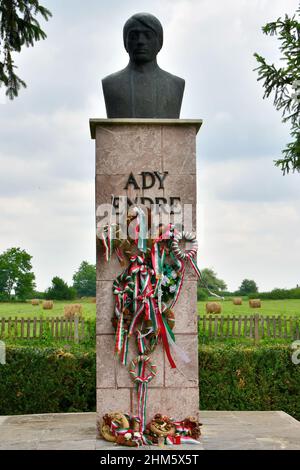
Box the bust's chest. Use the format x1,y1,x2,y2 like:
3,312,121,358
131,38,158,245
104,69,181,118
130,71,175,118
131,72,158,118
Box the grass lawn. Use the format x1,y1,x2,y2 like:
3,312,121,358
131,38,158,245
0,299,96,320
198,298,300,318
0,298,300,320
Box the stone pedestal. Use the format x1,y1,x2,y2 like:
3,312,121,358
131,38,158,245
90,118,202,422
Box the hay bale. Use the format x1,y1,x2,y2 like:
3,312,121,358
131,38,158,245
206,302,222,314
249,299,261,308
64,304,83,319
43,300,54,310
233,297,242,305
31,299,40,306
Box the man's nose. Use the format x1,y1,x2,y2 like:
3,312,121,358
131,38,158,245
137,32,147,45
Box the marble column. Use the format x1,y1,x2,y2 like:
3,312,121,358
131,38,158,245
90,118,202,422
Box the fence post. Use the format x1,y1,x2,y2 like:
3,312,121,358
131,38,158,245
254,314,260,345
0,340,5,365
74,316,79,343
40,316,43,338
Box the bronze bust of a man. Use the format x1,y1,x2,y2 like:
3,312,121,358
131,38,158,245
102,13,185,119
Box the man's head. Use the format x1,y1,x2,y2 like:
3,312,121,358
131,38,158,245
123,13,163,64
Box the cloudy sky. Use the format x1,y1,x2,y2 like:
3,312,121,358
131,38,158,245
0,0,299,292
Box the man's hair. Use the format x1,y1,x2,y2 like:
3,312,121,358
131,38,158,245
123,12,163,49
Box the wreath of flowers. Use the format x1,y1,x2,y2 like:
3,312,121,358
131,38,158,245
129,354,157,384
171,231,198,261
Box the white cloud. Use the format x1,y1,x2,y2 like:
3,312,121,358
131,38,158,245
199,157,300,203
0,0,299,291
198,197,300,291
197,157,300,291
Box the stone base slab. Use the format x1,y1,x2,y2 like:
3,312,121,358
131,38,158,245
0,411,300,450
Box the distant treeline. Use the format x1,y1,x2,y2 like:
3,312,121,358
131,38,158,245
249,287,300,300
198,287,300,301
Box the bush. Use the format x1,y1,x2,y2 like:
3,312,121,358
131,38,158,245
1,343,300,420
289,287,300,298
197,287,208,301
31,291,45,300
250,287,300,300
45,276,77,301
0,347,96,415
199,343,300,420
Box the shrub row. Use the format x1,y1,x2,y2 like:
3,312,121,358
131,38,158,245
249,288,300,300
0,347,96,415
1,345,300,421
199,344,300,420
198,287,300,301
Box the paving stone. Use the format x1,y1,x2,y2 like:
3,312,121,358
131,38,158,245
0,440,39,450
0,425,44,442
37,439,96,450
1,411,300,450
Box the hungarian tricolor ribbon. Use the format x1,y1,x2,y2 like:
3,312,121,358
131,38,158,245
129,355,156,432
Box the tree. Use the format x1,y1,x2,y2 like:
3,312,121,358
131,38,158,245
0,247,35,300
0,0,52,99
197,268,227,300
73,261,96,297
238,279,258,296
45,276,77,301
254,7,300,174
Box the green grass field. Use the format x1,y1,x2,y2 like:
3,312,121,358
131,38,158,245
0,299,96,320
0,298,299,319
198,299,300,318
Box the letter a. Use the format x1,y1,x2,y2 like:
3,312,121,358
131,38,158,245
124,173,140,190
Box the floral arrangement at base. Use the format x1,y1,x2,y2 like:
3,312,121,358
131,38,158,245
98,412,202,447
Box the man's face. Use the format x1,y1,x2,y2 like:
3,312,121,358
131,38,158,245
125,24,161,63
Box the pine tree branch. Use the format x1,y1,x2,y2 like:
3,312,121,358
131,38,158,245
254,7,300,173
0,0,52,98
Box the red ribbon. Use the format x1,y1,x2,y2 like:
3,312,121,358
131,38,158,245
169,435,181,445
156,308,176,369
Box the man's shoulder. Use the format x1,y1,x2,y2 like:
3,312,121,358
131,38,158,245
102,68,129,89
158,68,185,90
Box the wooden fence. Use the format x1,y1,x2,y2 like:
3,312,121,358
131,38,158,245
0,317,93,343
2,315,300,344
198,314,300,343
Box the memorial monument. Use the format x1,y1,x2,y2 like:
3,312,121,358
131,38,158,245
90,12,203,447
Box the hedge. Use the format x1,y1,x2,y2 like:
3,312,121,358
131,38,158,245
1,345,300,421
0,347,96,415
249,287,300,300
199,344,300,420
